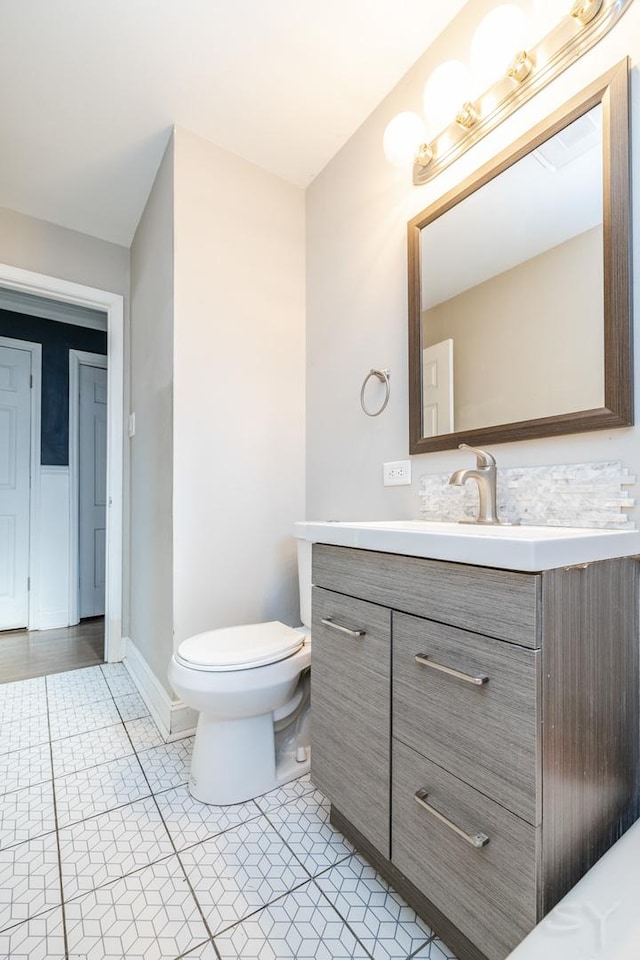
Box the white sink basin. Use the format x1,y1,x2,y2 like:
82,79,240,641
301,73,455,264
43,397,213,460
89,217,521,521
295,520,640,572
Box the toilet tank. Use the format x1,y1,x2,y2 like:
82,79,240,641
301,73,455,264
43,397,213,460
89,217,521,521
296,538,312,628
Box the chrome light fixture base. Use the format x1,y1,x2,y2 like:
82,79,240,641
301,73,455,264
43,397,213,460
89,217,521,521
507,50,534,83
413,0,633,186
571,0,604,26
455,101,480,129
416,142,433,167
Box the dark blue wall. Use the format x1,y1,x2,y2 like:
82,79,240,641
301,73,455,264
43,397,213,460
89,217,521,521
0,309,107,465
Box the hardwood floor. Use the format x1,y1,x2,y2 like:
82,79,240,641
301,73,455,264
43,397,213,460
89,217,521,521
0,617,104,684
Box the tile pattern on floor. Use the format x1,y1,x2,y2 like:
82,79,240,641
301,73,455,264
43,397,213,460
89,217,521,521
48,697,122,740
0,713,50,756
180,815,310,935
316,853,434,960
0,664,459,959
0,781,56,850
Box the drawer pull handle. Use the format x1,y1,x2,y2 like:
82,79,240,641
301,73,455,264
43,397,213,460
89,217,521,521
321,618,366,638
415,653,489,686
415,789,490,849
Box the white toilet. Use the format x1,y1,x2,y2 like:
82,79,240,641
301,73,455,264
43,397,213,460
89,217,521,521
168,539,312,806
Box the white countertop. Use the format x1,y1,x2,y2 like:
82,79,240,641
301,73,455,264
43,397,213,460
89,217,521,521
295,520,640,572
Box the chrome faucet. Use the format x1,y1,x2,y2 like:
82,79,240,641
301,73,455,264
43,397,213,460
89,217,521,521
448,444,504,525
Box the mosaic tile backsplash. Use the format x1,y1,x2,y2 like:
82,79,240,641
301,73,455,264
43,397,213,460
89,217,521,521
418,460,636,529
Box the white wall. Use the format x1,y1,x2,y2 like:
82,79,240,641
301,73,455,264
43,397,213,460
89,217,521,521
172,127,306,648
129,137,175,694
305,0,640,523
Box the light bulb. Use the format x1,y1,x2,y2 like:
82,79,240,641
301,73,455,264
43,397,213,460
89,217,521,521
383,112,427,167
470,4,528,95
423,60,472,139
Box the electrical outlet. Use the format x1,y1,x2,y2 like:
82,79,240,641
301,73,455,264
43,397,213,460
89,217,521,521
383,459,411,486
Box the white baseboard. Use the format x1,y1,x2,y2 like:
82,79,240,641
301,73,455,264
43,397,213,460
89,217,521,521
122,637,197,741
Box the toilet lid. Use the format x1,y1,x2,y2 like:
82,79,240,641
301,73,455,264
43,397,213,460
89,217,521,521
176,621,305,672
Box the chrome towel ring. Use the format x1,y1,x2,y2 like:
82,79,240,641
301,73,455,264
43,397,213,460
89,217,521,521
360,368,391,417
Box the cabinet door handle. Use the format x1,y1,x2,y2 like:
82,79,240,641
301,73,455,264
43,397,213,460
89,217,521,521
321,617,366,638
415,789,490,849
414,653,489,686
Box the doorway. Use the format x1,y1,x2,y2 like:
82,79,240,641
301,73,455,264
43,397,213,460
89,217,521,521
0,313,109,675
0,301,109,624
69,350,108,626
0,263,124,665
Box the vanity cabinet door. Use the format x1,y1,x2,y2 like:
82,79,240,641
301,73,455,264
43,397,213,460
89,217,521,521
393,613,541,825
311,586,391,857
393,740,538,960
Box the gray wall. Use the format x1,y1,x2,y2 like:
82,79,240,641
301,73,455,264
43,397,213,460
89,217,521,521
305,0,640,524
127,127,306,696
0,205,129,295
129,137,175,694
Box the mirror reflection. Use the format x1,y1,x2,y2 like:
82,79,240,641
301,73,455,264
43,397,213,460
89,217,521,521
419,104,603,439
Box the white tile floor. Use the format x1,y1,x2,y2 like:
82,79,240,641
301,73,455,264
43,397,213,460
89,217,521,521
0,664,458,960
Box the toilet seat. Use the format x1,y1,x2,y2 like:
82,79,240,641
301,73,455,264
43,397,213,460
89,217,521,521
175,620,305,672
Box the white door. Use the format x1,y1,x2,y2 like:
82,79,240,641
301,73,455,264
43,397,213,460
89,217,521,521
423,338,455,437
0,345,32,630
79,363,107,618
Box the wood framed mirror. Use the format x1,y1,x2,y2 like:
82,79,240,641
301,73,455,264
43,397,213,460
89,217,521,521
408,58,632,455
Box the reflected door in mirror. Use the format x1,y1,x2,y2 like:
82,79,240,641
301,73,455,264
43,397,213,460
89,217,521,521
423,339,454,437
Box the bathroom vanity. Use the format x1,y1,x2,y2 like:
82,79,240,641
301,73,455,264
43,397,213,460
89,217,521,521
298,522,640,960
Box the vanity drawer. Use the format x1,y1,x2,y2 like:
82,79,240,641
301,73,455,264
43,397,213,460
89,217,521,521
311,587,391,857
393,740,538,960
393,613,541,825
313,545,540,647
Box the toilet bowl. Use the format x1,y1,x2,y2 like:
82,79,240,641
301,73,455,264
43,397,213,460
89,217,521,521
168,539,312,806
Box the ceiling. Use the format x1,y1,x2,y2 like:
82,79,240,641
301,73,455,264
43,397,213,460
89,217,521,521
0,0,469,246
421,107,603,309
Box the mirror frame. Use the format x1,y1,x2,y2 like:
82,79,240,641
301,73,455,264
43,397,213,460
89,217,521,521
408,58,632,455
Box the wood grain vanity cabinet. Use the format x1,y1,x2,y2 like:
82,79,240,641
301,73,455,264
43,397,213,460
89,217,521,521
310,544,640,960
311,587,391,857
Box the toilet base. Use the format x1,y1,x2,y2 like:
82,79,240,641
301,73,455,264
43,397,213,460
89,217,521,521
189,712,274,805
188,710,311,806
273,743,311,790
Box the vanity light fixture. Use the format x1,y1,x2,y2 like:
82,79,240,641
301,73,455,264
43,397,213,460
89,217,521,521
383,0,634,185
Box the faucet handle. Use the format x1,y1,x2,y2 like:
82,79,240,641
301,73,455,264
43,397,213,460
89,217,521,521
458,443,496,468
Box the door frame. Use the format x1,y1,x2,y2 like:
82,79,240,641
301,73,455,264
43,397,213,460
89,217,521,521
0,335,42,631
0,262,124,662
69,350,108,627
